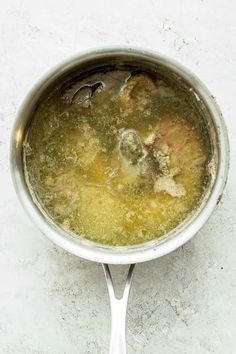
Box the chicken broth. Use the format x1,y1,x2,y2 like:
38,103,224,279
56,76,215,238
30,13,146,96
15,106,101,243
24,68,209,246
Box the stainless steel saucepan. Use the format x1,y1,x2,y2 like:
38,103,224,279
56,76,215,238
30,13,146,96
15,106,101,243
10,47,229,354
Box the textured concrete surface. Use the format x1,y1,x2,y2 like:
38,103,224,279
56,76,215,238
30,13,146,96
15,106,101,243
0,0,236,353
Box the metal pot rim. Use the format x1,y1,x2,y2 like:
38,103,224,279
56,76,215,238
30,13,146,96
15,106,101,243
10,46,230,264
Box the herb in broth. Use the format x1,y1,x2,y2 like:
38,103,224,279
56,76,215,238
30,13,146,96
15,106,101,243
24,69,208,246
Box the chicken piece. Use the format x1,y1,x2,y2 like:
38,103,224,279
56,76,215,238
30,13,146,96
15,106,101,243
119,129,159,181
150,115,206,197
118,128,186,197
153,116,206,170
119,74,157,113
154,168,186,198
119,129,148,165
63,81,104,107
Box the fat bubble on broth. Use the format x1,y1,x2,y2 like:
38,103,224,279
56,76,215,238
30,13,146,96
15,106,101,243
23,68,209,246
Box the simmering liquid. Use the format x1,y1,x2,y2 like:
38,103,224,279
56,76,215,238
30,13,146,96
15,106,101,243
24,69,208,245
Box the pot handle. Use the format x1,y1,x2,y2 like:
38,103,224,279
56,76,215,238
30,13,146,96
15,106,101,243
102,264,135,354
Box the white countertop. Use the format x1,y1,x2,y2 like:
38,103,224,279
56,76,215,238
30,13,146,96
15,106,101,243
1,0,235,353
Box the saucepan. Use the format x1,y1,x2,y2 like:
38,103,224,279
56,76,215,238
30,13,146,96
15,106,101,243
10,47,229,353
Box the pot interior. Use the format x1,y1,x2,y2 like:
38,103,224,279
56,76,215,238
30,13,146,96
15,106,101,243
12,49,225,263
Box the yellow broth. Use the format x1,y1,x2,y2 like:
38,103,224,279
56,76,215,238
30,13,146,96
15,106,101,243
24,69,208,246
